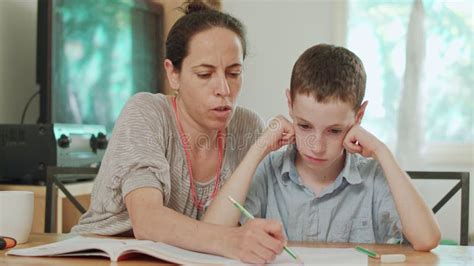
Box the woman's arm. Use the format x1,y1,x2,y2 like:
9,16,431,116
344,125,441,251
125,187,285,263
202,116,295,226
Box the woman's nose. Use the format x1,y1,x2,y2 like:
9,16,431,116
215,74,230,96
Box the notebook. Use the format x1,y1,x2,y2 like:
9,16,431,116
7,236,368,265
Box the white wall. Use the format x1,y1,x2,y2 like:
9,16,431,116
0,0,38,124
222,0,473,244
223,0,346,123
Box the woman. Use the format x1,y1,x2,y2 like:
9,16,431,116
72,1,290,263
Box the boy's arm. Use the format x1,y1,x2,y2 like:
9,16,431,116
371,166,404,244
240,159,269,225
344,125,441,251
202,141,269,225
203,115,294,225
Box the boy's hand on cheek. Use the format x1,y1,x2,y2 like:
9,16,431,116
343,125,385,158
257,115,295,154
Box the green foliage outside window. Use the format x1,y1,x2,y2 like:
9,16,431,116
348,0,472,143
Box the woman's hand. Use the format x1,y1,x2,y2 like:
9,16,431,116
225,219,285,263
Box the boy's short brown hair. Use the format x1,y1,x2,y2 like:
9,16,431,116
290,44,366,110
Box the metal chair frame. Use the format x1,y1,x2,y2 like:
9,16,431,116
407,171,470,245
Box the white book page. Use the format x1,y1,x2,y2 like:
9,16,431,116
273,247,368,265
121,242,367,265
6,236,137,260
8,236,367,265
119,241,238,264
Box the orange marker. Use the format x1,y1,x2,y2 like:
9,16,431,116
0,236,17,250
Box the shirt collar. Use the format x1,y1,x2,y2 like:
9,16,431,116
279,145,363,186
281,144,302,185
339,151,363,185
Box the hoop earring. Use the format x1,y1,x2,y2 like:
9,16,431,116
173,88,179,96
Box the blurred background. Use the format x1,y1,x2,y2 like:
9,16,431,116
0,0,472,244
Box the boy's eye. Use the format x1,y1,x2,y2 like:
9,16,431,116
298,124,311,130
197,73,212,79
329,129,342,134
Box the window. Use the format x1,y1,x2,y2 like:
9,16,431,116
347,0,472,166
46,0,163,131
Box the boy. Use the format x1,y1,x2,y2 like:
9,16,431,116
208,44,440,256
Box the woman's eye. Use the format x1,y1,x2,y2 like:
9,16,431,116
227,71,241,78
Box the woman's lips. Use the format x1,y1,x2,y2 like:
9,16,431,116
212,106,232,119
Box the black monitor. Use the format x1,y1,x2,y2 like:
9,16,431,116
36,0,164,131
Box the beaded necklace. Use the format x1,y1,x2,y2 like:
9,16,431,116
171,96,224,210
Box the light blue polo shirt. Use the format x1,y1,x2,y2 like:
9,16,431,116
242,144,403,243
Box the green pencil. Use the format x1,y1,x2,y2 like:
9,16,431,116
227,196,300,262
355,246,380,259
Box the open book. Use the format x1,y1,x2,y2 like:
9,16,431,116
7,236,368,265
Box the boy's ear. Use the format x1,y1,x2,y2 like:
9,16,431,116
285,89,294,118
355,100,368,124
164,59,180,90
